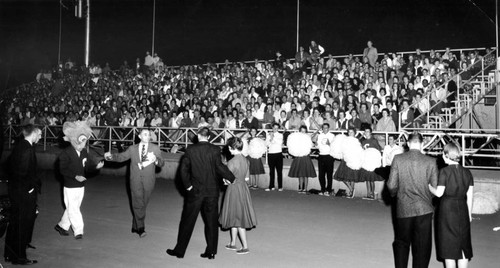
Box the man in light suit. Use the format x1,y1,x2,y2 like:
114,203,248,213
166,127,235,260
105,128,164,237
387,132,438,268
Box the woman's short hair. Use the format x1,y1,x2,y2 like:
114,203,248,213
227,137,243,151
444,143,461,162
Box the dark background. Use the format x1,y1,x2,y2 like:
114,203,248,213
0,0,496,90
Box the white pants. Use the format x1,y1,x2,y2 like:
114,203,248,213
58,187,85,236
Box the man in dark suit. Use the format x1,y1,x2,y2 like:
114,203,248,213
387,132,438,268
105,128,164,237
4,125,41,265
167,127,235,260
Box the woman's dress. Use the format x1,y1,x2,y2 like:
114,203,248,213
219,154,257,229
436,164,474,260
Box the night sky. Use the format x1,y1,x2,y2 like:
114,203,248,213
0,0,496,90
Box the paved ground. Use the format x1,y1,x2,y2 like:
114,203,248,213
0,170,499,268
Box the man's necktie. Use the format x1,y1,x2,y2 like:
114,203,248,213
141,144,146,162
236,120,240,129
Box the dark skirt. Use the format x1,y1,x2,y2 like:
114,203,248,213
219,180,258,229
333,160,361,182
247,156,265,175
288,156,317,178
436,198,473,260
358,168,385,182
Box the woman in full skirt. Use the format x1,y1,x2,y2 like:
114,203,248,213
219,137,257,255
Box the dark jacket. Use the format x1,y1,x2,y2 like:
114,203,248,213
59,147,98,188
180,141,235,197
7,139,39,194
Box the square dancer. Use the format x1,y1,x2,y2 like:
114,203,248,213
104,128,164,237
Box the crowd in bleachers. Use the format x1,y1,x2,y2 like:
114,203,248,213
1,41,493,135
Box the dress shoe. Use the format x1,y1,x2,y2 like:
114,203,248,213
75,234,83,240
11,258,38,265
5,256,12,262
166,249,183,259
27,243,36,249
54,224,69,236
200,253,215,259
138,230,147,238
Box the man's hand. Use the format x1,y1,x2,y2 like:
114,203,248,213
104,152,112,161
223,179,232,185
148,152,157,163
96,161,104,169
75,175,87,182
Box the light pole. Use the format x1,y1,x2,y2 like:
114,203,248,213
84,0,90,67
152,0,156,55
496,0,499,130
296,0,299,53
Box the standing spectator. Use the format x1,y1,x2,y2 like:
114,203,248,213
295,46,311,67
309,40,325,64
144,51,154,69
265,123,283,191
315,123,335,196
429,143,474,268
363,41,378,68
387,132,438,268
4,125,41,265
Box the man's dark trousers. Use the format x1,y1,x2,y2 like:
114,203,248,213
393,213,433,268
318,154,334,193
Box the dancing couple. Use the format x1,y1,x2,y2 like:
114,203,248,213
167,127,257,260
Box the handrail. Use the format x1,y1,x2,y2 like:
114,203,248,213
168,47,494,68
399,48,497,129
2,125,500,169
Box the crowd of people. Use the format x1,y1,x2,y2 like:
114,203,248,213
1,41,486,267
2,42,493,137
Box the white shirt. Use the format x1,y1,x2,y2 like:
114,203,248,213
382,144,403,166
226,118,236,129
266,132,283,154
150,118,162,127
317,132,335,155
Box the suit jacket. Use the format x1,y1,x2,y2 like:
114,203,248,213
111,143,165,180
180,141,235,197
7,139,38,195
387,149,438,218
104,107,122,126
59,147,97,188
295,51,310,64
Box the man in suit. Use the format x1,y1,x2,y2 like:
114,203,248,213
55,121,104,240
294,46,312,67
167,127,235,260
4,125,41,265
387,132,438,268
104,128,164,237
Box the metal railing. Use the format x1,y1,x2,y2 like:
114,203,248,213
3,125,500,170
399,48,497,130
